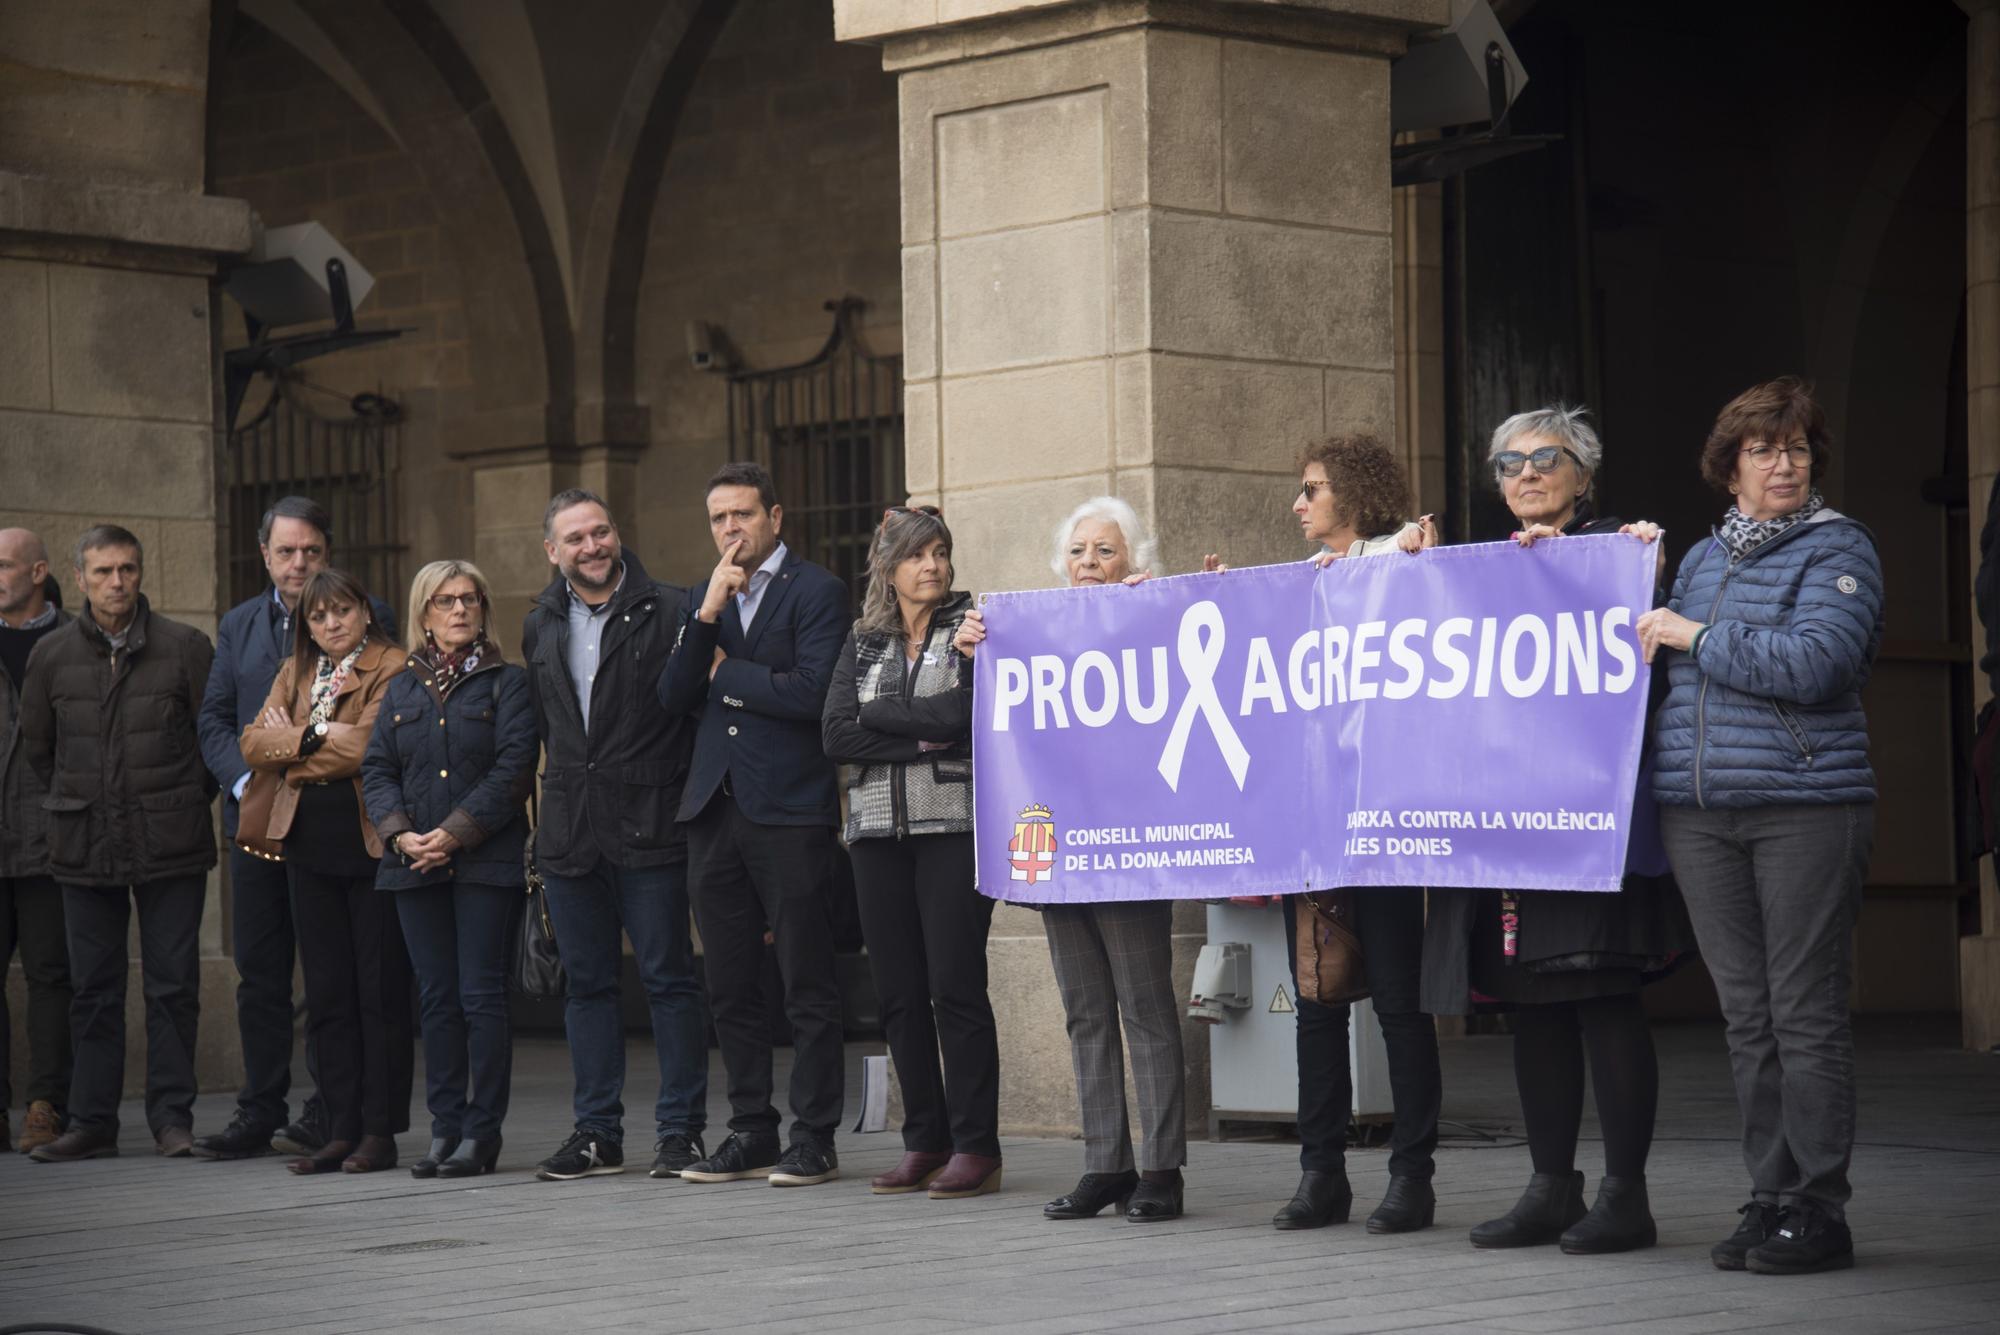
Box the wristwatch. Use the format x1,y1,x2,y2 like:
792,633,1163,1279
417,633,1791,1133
313,721,330,738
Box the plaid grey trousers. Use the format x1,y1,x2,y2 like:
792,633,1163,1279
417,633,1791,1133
1042,901,1187,1172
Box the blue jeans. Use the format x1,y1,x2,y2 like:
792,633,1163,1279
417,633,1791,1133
541,860,708,1143
396,882,515,1141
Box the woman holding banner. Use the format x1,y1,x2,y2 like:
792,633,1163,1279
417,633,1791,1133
1420,404,1692,1256
953,496,1189,1223
822,506,1003,1200
1638,378,1883,1276
1269,435,1445,1238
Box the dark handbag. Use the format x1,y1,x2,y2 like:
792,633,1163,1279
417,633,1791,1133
1293,890,1369,1005
233,769,285,863
512,798,566,999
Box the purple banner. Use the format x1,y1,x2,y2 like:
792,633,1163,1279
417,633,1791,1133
972,535,1658,903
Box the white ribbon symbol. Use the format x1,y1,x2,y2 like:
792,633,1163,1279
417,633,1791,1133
1157,600,1252,793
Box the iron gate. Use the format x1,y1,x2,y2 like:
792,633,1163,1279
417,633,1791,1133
726,298,905,599
223,381,407,611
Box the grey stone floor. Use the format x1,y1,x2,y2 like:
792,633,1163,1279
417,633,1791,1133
2,1017,1997,1334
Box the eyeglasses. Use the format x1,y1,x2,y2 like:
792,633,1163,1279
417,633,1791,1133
1740,440,1813,471
427,593,484,611
1298,480,1334,500
1492,445,1584,478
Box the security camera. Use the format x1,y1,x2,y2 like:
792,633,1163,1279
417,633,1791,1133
687,320,734,373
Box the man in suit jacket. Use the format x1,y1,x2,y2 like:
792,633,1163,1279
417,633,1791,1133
659,461,849,1187
192,497,394,1161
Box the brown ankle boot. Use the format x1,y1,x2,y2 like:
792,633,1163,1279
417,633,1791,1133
928,1152,1002,1199
871,1150,951,1194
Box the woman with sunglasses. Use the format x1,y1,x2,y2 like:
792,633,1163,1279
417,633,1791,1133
821,505,1002,1199
361,560,536,1178
1421,405,1693,1256
1636,379,1882,1275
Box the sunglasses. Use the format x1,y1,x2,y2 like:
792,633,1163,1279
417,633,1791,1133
881,504,943,524
1493,444,1584,478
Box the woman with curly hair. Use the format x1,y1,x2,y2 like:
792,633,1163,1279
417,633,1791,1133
1270,434,1444,1237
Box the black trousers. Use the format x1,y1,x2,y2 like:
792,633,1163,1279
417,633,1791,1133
63,876,204,1136
1,874,72,1111
847,832,999,1158
685,794,845,1143
1283,890,1442,1181
287,866,414,1142
228,847,320,1129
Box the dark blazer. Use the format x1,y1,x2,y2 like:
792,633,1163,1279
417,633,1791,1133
520,552,694,877
200,588,395,838
659,546,848,827
362,655,536,891
19,597,217,886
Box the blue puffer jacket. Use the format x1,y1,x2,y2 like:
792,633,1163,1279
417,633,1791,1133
1652,510,1883,808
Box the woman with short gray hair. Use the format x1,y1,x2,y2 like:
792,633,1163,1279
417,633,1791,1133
955,496,1189,1223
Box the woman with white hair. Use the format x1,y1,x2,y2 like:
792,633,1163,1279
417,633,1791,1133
953,495,1189,1223
1421,405,1690,1255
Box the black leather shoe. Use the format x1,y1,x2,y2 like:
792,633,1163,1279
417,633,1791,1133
1126,1172,1184,1223
1366,1175,1436,1234
1273,1169,1353,1230
191,1113,275,1161
1711,1199,1783,1271
272,1098,329,1157
437,1137,502,1179
410,1136,460,1179
1043,1170,1139,1220
1745,1203,1853,1275
1471,1171,1586,1248
1560,1175,1656,1254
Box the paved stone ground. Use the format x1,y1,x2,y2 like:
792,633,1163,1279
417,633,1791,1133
3,1017,1997,1334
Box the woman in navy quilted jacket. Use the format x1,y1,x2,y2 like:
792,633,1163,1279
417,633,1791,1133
1637,377,1884,1277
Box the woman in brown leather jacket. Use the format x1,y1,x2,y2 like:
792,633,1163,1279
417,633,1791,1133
240,568,412,1174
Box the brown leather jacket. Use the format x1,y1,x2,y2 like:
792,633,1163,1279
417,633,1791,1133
239,636,401,860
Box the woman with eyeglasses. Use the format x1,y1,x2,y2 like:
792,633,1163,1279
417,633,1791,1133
1420,405,1694,1256
953,496,1192,1223
360,560,535,1179
821,506,1002,1199
1636,378,1883,1276
239,568,412,1174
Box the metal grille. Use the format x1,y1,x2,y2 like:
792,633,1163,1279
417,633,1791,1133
223,382,406,611
727,298,905,600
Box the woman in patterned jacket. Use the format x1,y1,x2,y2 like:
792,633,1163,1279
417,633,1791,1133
821,505,998,1200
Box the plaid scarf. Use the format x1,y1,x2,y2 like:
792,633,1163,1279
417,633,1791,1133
1718,488,1824,560
415,634,489,698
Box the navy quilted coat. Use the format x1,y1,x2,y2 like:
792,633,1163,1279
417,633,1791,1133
1652,510,1883,809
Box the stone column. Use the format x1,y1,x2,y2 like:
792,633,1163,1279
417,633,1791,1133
1961,0,2000,1051
1,0,255,1094
838,0,1445,1138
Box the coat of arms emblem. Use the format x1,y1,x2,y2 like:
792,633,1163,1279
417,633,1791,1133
1009,803,1058,884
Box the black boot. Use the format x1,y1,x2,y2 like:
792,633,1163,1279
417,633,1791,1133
1470,1171,1586,1248
1043,1170,1139,1220
410,1136,459,1179
1560,1175,1656,1254
437,1137,503,1179
1273,1169,1353,1230
1365,1175,1435,1234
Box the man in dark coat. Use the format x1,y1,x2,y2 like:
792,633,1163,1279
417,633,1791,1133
0,528,74,1154
192,496,394,1161
660,461,849,1188
21,526,216,1162
522,489,708,1182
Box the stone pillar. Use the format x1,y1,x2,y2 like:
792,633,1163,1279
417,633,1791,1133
838,0,1444,1138
1961,0,2000,1051
1,0,255,1094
